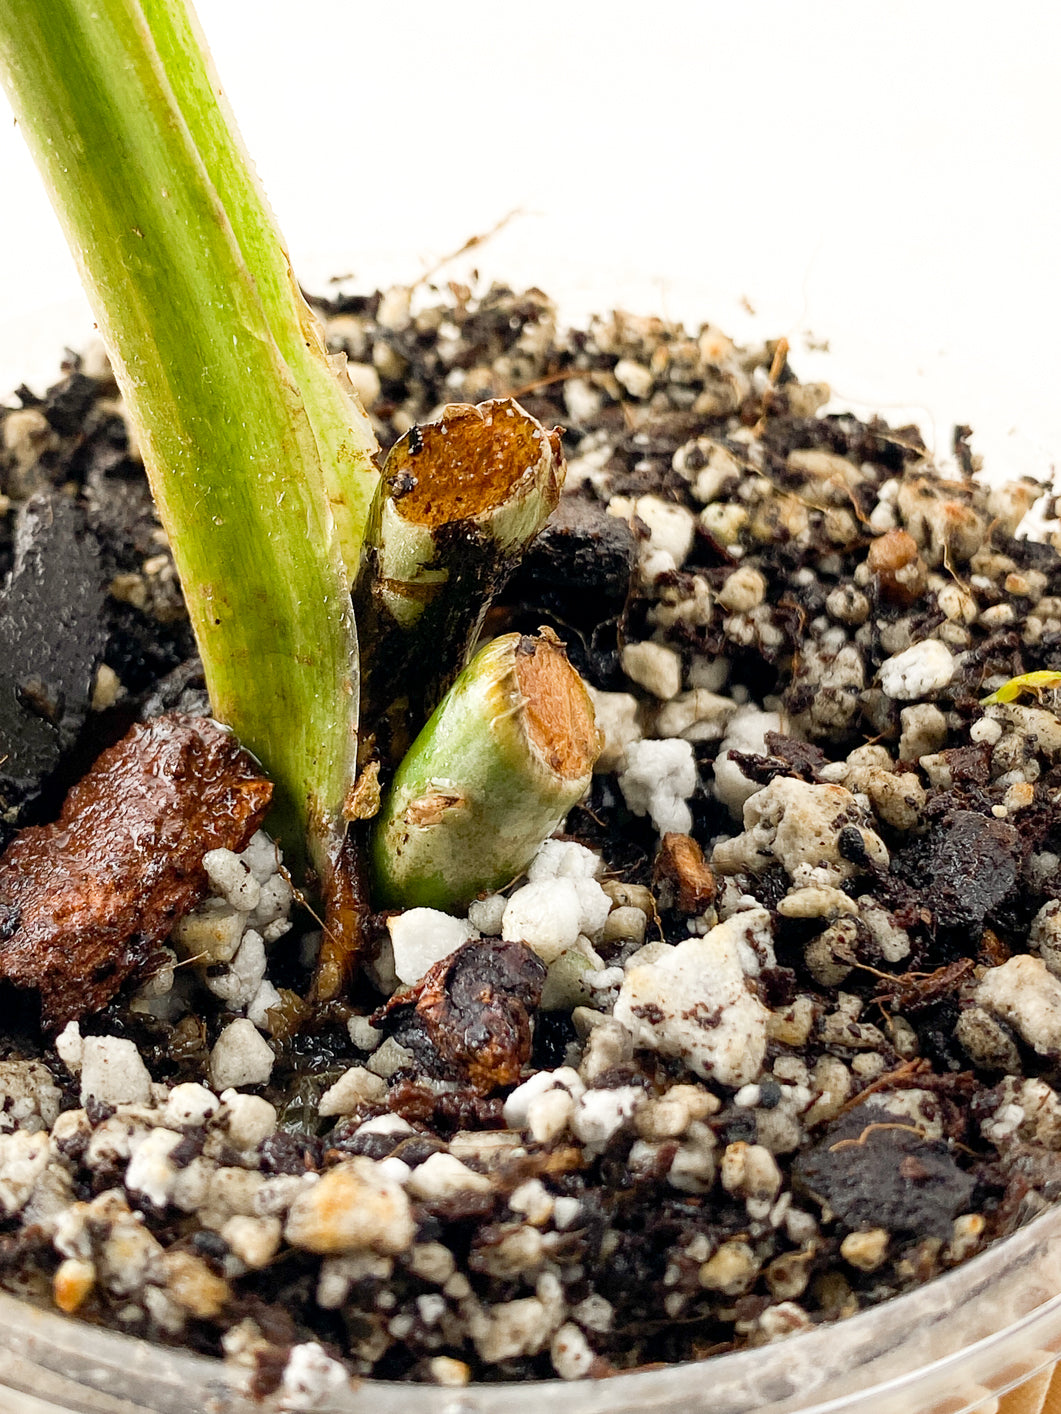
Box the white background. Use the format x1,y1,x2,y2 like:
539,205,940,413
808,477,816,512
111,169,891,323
1,0,1059,487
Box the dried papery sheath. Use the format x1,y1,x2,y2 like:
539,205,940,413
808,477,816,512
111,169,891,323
371,629,600,912
353,399,564,765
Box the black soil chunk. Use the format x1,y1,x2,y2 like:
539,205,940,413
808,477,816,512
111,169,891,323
0,490,106,837
498,497,637,687
793,1102,976,1238
41,372,100,438
514,496,638,603
893,809,1022,932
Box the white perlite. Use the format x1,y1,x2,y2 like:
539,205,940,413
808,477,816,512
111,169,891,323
318,1066,387,1118
80,1037,153,1108
202,847,261,912
618,738,698,835
162,1083,219,1129
125,1127,184,1208
208,1020,274,1090
0,1130,49,1215
527,838,601,881
284,1158,414,1255
503,1068,584,1129
976,955,1061,1055
275,1342,349,1411
587,688,641,772
0,1060,61,1133
878,638,955,700
713,706,783,818
712,776,888,888
571,1087,644,1148
55,1021,83,1075
502,879,579,960
387,909,475,985
621,640,683,701
613,358,654,401
1031,899,1061,978
614,916,770,1086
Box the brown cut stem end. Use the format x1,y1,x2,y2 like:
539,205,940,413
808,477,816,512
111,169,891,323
386,398,559,528
515,628,599,780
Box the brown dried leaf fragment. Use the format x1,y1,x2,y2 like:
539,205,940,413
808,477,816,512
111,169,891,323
0,712,271,1027
312,826,370,1005
374,938,546,1094
654,832,716,914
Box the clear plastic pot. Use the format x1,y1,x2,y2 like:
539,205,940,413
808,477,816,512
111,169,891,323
1,1198,1060,1414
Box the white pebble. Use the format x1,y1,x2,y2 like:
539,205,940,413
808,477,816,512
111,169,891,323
553,1196,582,1229
246,979,283,1031
526,1091,574,1148
621,641,683,701
717,567,766,614
634,495,696,570
275,1342,349,1410
387,908,474,985
878,638,955,700
346,1015,383,1052
467,893,507,936
162,1083,219,1129
209,1020,274,1090
366,1037,415,1079
551,1322,597,1380
406,1153,493,1200
971,716,1004,746
173,900,246,964
502,880,582,963
614,917,770,1087
284,1160,414,1256
80,1037,153,1108
55,1021,83,1075
203,848,261,911
318,1067,387,1117
219,1090,277,1149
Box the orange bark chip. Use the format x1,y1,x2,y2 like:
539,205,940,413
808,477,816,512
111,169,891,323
0,712,272,1028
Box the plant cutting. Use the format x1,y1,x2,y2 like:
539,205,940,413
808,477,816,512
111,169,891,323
0,0,593,977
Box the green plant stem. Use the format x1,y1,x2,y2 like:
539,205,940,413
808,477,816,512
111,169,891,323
354,398,563,766
371,630,600,912
0,0,359,880
140,0,379,580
